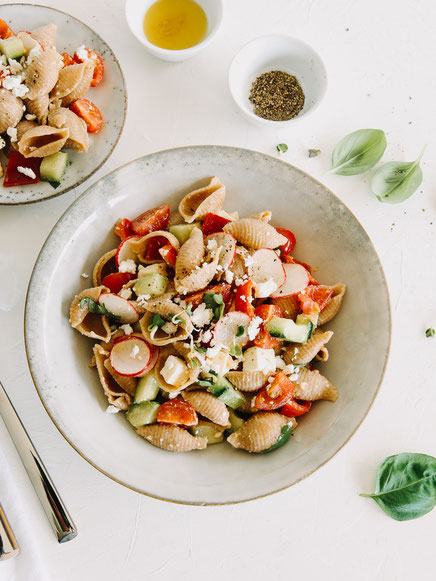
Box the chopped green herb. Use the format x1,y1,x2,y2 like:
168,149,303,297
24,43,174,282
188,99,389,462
230,344,243,357
79,297,120,322
197,378,214,387
194,345,207,353
425,328,435,337
209,370,218,377
187,359,198,369
308,149,321,158
277,143,288,154
147,313,165,332
203,292,225,320
236,325,245,337
168,313,185,325
185,303,194,316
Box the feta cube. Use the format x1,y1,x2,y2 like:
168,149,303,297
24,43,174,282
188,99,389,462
243,347,276,374
208,350,233,376
160,355,189,386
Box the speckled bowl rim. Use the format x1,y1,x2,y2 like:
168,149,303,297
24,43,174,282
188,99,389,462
0,3,127,206
24,145,392,505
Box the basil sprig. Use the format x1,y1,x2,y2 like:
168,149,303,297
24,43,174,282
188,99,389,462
329,129,387,175
79,297,120,322
360,453,436,521
147,313,165,332
203,292,225,320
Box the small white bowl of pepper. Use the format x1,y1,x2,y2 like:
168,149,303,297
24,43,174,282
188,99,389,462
228,35,327,127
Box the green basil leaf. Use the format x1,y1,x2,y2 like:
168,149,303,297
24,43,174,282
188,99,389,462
147,313,165,331
360,452,436,521
230,344,243,357
79,297,120,322
329,129,387,175
371,146,425,204
203,292,225,320
236,325,245,337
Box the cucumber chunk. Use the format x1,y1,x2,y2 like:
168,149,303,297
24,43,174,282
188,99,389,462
0,37,25,60
169,223,200,245
208,376,245,409
262,424,293,453
189,421,224,444
40,152,69,184
266,317,313,343
134,372,160,403
134,273,168,298
226,409,245,434
296,312,318,332
126,401,160,427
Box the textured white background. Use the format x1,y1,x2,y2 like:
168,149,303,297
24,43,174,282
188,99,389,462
1,0,436,579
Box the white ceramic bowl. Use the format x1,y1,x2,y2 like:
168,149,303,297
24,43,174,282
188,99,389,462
228,35,327,128
125,0,223,62
25,146,390,505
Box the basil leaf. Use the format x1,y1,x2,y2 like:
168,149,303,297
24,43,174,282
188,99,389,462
371,146,425,204
79,297,120,322
329,129,387,175
360,453,436,521
147,313,165,331
203,292,225,320
236,325,245,337
230,344,242,357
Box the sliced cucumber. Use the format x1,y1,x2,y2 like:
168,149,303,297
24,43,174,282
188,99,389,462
189,421,224,444
208,376,245,409
0,37,25,60
262,424,293,453
266,317,313,343
134,372,160,403
169,223,200,245
134,273,168,298
226,409,245,434
126,401,160,427
40,152,69,184
296,312,318,331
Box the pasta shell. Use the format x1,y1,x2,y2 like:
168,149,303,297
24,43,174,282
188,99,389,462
315,346,329,362
227,412,291,453
25,94,50,124
130,231,180,264
61,60,94,106
318,283,346,325
178,176,226,223
174,247,221,294
30,24,57,50
48,106,89,151
182,391,229,426
0,89,23,134
136,425,207,452
283,330,333,365
137,263,168,277
154,346,200,393
25,49,62,100
247,211,272,222
139,300,193,345
51,63,86,99
18,125,69,158
175,227,204,279
93,345,132,410
10,120,38,150
293,368,338,401
236,393,258,414
217,209,238,221
92,249,117,287
69,286,111,342
168,212,184,227
271,295,300,320
103,358,137,396
225,371,270,392
223,219,287,249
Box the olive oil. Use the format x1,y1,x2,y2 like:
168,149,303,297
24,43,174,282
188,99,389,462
144,0,208,50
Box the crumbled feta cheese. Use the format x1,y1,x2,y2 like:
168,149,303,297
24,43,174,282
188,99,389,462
243,347,276,374
6,127,17,142
206,344,221,360
235,275,248,286
81,273,89,279
119,288,132,300
106,405,121,414
247,316,263,341
160,355,189,386
130,345,140,358
0,137,5,150
199,329,213,343
118,259,136,274
289,373,300,381
136,293,150,306
8,58,23,74
120,324,133,336
206,239,218,251
26,45,42,64
216,264,224,272
76,45,89,61
208,350,233,376
244,254,255,267
190,303,213,328
282,364,295,376
161,321,178,335
255,279,278,298
2,73,29,98
224,269,234,284
275,356,286,370
25,113,36,121
17,166,36,179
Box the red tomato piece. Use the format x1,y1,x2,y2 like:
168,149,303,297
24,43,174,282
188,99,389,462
73,47,104,86
281,399,312,417
159,244,177,268
184,283,232,310
255,372,294,411
0,19,14,39
201,213,231,236
157,399,198,427
70,99,103,133
102,272,135,294
3,152,40,187
235,280,255,318
144,236,168,261
60,52,75,67
252,304,284,348
114,218,134,241
252,327,281,349
131,204,170,236
276,227,296,255
254,304,285,323
298,285,334,315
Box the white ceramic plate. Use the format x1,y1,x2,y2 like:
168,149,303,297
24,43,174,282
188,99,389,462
25,146,391,505
0,4,126,205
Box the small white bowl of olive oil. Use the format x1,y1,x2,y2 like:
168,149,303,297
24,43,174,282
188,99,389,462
125,0,223,62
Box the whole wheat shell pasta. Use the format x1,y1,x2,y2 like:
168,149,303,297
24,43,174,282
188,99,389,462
223,219,287,249
175,227,204,279
69,286,111,342
51,63,87,99
227,412,292,453
283,330,333,365
154,346,200,393
137,263,168,278
61,60,94,106
92,249,117,287
140,309,192,345
293,368,338,402
175,247,221,294
225,371,270,392
178,176,226,223
315,346,329,362
168,212,185,227
130,231,180,264
18,125,69,158
137,425,207,452
103,358,137,396
93,345,132,410
272,295,300,320
48,107,89,152
182,391,230,427
30,24,57,50
25,49,62,100
0,90,23,134
25,94,50,125
247,211,272,222
318,283,346,325
11,120,38,150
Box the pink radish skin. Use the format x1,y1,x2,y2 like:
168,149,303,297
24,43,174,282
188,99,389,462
212,311,251,348
271,263,309,298
247,249,286,297
205,232,236,271
110,335,153,377
115,235,140,268
98,293,139,324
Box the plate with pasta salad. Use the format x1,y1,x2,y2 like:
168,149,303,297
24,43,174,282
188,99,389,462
0,4,126,205
25,146,391,504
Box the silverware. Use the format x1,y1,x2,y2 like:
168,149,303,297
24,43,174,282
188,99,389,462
0,503,19,561
0,381,77,543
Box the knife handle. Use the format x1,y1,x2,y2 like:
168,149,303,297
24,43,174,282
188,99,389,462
0,503,19,561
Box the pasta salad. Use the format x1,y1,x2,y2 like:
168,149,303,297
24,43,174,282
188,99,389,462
70,177,346,453
0,20,104,188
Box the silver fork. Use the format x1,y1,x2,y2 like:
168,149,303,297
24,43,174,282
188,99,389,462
0,503,19,561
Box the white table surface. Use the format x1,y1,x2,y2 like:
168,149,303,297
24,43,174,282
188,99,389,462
1,0,436,579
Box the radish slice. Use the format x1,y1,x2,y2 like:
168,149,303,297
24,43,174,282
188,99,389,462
247,249,286,297
205,232,236,271
271,263,309,298
115,235,140,268
140,341,159,376
110,336,153,377
98,293,139,324
212,311,251,348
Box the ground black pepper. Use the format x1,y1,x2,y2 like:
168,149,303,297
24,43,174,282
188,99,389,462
249,70,305,121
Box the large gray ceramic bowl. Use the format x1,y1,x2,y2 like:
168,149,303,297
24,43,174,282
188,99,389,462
25,146,391,505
